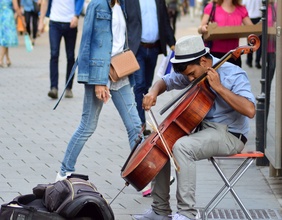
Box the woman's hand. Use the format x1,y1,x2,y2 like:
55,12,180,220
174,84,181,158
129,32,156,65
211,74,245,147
95,85,111,103
198,24,208,34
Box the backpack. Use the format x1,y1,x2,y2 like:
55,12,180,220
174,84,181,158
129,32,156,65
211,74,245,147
0,174,115,220
0,194,65,220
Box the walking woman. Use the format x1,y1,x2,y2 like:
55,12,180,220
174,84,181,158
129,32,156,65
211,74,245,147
198,0,253,67
54,0,143,183
21,0,40,45
0,0,25,67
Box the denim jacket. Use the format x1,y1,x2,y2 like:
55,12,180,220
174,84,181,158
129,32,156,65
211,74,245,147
76,0,134,86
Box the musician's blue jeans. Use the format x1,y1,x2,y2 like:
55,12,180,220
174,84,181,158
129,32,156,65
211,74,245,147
60,83,142,176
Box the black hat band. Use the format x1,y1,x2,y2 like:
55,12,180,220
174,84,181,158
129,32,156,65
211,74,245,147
175,49,206,60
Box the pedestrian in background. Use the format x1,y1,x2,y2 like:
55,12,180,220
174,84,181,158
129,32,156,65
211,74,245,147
265,0,276,118
54,0,143,189
198,0,253,67
242,0,262,69
38,0,83,99
0,0,25,67
125,0,176,137
125,0,176,198
166,0,181,35
189,0,195,21
21,0,40,46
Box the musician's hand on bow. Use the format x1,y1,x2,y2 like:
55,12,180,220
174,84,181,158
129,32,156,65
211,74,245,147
142,92,157,111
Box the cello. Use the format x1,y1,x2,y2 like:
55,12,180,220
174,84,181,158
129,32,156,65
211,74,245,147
121,34,260,191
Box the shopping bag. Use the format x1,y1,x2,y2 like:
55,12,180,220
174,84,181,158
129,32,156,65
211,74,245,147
164,51,174,75
157,49,174,78
24,33,33,52
17,17,25,33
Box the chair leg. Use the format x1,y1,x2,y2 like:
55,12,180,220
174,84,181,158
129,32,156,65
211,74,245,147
202,157,255,220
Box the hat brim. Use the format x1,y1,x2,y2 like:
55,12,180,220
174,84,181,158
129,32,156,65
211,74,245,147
170,47,210,64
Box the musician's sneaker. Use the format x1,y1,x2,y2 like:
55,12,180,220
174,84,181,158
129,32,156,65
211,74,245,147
132,208,172,220
172,211,201,220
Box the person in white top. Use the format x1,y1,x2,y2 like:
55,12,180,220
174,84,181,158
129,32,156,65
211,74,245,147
242,0,262,69
38,0,84,99
53,0,144,198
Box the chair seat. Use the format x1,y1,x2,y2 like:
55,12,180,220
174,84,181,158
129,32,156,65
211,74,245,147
213,151,264,159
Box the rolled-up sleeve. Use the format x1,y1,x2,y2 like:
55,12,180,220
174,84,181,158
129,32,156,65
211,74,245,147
162,71,190,91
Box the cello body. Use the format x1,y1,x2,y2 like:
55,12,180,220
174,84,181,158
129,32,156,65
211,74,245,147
122,80,215,191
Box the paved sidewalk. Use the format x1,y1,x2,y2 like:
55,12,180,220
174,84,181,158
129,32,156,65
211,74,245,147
0,14,282,220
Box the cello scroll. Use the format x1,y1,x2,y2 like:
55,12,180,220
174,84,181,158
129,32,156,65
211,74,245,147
231,34,261,60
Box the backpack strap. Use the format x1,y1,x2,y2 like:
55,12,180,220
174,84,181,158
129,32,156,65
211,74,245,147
69,173,89,181
271,2,276,22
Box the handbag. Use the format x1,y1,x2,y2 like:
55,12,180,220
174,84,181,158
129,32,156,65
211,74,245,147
109,49,140,82
109,29,140,82
24,32,33,52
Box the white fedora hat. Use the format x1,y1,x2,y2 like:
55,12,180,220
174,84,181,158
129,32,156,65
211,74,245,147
170,35,210,64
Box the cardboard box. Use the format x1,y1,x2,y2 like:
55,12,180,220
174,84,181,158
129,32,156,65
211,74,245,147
203,23,263,41
268,26,276,35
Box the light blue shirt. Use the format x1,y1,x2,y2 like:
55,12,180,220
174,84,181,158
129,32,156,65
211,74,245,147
139,0,159,43
21,0,37,12
162,56,256,136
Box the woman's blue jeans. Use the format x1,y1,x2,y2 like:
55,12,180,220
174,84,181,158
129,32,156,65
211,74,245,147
60,84,142,175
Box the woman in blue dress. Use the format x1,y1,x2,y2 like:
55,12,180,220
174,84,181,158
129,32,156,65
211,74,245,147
0,0,24,67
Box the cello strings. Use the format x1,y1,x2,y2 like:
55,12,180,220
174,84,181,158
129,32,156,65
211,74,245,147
148,110,180,172
146,119,178,169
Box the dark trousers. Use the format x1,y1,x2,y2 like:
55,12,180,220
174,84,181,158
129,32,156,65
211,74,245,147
247,17,262,65
49,21,77,90
24,11,38,39
168,10,179,35
266,52,276,118
134,45,160,125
